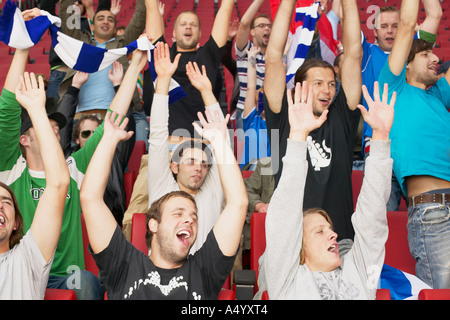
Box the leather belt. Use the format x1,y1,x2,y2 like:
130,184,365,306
408,193,450,207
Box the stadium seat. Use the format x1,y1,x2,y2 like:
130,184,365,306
44,288,77,300
80,213,99,276
418,289,450,300
385,211,416,275
376,288,391,300
127,140,146,176
250,211,266,295
123,170,137,208
131,213,148,254
351,170,364,209
218,289,236,300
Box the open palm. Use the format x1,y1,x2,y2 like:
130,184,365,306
192,110,230,144
15,72,46,112
103,111,134,143
287,81,328,139
357,82,395,136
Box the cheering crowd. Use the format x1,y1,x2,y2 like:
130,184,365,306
0,0,449,300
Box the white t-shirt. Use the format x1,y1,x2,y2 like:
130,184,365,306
0,230,53,300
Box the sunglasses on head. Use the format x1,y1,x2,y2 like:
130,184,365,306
80,130,94,139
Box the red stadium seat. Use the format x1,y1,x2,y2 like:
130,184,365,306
131,213,148,254
80,213,99,276
250,211,266,294
218,289,236,300
418,289,450,300
44,288,77,300
385,211,416,275
127,140,146,176
123,171,137,208
376,288,391,300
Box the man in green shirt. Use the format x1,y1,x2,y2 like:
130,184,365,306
0,28,148,298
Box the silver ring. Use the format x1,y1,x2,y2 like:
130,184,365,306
301,100,305,103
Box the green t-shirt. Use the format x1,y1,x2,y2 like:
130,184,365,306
0,88,104,277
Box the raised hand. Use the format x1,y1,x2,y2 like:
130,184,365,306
110,0,122,16
286,81,328,141
186,61,211,93
192,110,230,145
108,61,124,86
153,41,181,79
72,71,89,89
130,41,149,72
357,82,396,141
103,111,134,143
246,45,260,63
15,72,46,112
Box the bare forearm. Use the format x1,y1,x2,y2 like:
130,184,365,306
145,0,164,42
4,49,29,92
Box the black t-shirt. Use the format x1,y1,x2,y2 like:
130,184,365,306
264,87,360,240
153,36,224,137
92,226,235,300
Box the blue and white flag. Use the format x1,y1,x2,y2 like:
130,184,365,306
379,264,431,300
0,0,186,103
285,2,319,86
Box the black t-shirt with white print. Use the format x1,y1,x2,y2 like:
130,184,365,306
92,226,235,300
264,87,360,240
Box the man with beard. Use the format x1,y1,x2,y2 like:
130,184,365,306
378,0,450,289
262,0,362,241
80,44,247,300
352,0,442,211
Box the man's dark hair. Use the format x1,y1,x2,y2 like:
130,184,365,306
145,190,197,248
170,139,214,179
294,58,336,85
407,39,434,64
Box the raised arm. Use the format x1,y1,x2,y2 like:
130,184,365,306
419,0,442,35
235,0,265,51
15,73,70,262
264,0,296,113
340,0,363,110
388,0,420,76
210,0,234,48
80,111,134,253
264,81,327,298
147,42,181,201
108,46,148,115
192,111,248,257
145,0,165,43
243,46,260,117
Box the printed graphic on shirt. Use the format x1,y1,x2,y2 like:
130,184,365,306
307,136,331,171
317,276,360,300
123,271,201,299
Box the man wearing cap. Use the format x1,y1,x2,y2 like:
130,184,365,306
0,44,148,299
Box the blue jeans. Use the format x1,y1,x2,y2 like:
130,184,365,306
407,197,450,288
364,148,406,211
133,111,149,152
47,270,104,300
46,70,66,99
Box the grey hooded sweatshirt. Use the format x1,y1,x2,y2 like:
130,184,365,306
259,139,392,300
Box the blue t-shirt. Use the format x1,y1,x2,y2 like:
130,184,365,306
240,107,270,168
361,34,389,144
361,31,436,152
77,39,117,112
378,62,450,196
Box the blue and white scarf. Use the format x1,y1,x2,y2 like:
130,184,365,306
285,3,319,86
0,0,186,103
